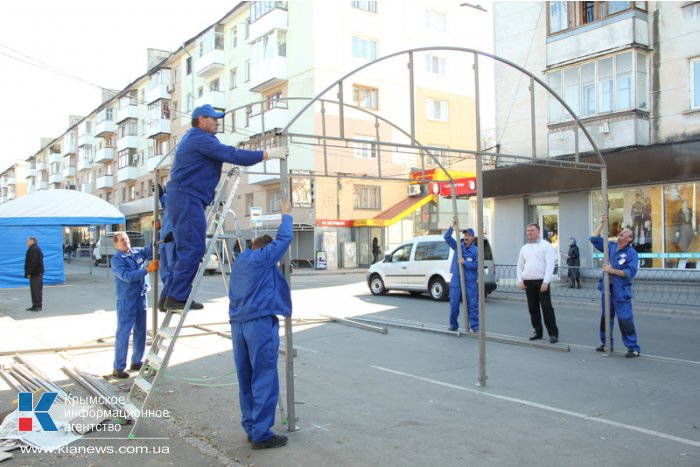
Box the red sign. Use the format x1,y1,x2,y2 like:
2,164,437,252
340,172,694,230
429,178,477,197
317,219,354,227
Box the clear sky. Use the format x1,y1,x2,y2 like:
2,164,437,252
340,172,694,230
0,0,236,172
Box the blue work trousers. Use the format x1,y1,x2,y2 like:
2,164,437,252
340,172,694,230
113,295,147,370
449,276,479,331
159,242,175,301
167,190,206,301
231,316,280,443
599,297,640,352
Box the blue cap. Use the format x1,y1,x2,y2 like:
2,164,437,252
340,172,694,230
192,104,224,119
462,228,475,235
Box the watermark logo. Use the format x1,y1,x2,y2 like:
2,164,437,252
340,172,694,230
18,392,58,432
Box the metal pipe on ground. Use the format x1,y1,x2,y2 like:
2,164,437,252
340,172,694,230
321,314,388,334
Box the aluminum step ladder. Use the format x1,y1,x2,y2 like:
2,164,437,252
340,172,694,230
125,167,242,438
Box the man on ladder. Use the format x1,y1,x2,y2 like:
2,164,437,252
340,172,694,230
164,104,288,310
229,199,293,450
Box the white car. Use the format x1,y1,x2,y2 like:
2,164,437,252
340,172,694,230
204,254,220,274
367,235,497,301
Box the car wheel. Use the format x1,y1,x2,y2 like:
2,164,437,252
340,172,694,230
369,275,387,295
429,277,448,301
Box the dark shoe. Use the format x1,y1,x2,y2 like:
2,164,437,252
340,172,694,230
28,307,41,312
247,435,252,443
251,434,288,450
112,369,130,379
576,282,581,289
549,336,558,344
164,297,204,310
625,350,640,358
130,362,143,371
158,296,166,312
528,334,542,341
448,326,458,332
26,306,34,311
595,345,613,352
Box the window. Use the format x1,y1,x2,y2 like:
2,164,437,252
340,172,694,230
173,67,178,84
547,1,643,35
548,1,568,33
692,58,700,109
426,98,448,122
85,121,92,134
354,136,377,159
425,146,450,167
186,57,192,75
267,91,283,110
230,112,236,133
250,1,288,23
352,36,377,60
425,54,446,76
117,119,138,138
268,190,280,212
354,185,381,209
172,102,178,120
351,1,377,13
148,100,170,120
210,78,220,92
547,51,647,122
232,26,238,48
352,85,378,110
389,244,412,263
245,193,254,216
230,68,238,89
245,60,251,81
117,149,137,168
197,86,204,98
245,106,252,128
414,241,450,261
425,9,446,33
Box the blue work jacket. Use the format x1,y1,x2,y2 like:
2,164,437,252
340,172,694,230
167,127,264,205
590,236,638,301
444,227,479,280
112,246,153,301
229,215,293,322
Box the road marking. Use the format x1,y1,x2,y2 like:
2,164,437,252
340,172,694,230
371,365,700,448
567,344,700,366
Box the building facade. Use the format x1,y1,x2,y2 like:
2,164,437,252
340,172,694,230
488,1,700,270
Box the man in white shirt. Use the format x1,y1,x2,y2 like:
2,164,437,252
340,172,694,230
517,223,559,343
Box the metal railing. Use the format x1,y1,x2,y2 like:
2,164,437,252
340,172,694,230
494,264,700,307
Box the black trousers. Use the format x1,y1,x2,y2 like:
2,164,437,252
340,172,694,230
29,275,43,308
523,279,558,337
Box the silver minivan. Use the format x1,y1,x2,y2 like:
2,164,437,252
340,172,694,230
367,235,497,301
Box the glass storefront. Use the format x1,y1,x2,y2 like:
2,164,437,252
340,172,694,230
592,182,699,268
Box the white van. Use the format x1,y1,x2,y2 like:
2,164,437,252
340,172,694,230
366,235,497,301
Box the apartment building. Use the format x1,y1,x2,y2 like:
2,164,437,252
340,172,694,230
488,1,700,270
0,162,26,204
13,0,487,268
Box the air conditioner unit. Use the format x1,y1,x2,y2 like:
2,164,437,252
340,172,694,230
407,184,422,196
166,84,175,93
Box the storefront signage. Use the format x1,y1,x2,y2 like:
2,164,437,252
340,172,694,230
317,219,353,227
429,178,477,197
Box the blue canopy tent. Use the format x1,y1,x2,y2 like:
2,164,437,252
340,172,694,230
0,189,125,288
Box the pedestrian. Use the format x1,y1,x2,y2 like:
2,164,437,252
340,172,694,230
517,223,559,343
111,231,159,378
443,219,479,332
164,104,288,310
24,236,44,312
157,185,175,312
566,237,581,289
64,243,72,264
228,200,293,450
372,237,380,263
589,215,641,358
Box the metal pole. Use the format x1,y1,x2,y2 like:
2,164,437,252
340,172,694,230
601,167,611,353
321,101,328,176
151,172,160,337
408,52,416,145
278,133,296,431
530,76,537,158
474,52,487,386
337,82,345,140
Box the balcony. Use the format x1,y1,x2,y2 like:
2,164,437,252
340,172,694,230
62,166,76,178
78,133,94,147
94,147,114,163
117,166,138,182
116,105,139,123
147,83,172,103
249,106,288,135
62,140,76,156
146,119,171,139
96,175,114,190
195,49,225,78
49,152,63,164
49,173,63,184
194,90,226,110
116,135,140,151
4,177,15,186
77,159,93,172
80,183,92,194
26,168,36,178
249,7,288,41
249,56,287,93
95,119,115,137
146,154,171,172
35,161,46,171
37,181,48,191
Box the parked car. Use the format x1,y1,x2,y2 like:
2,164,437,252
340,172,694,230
93,231,145,266
204,253,220,274
366,235,497,301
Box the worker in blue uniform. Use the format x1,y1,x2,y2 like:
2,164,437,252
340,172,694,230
590,214,641,358
229,200,293,450
444,219,479,332
157,186,175,311
164,104,288,310
111,231,159,378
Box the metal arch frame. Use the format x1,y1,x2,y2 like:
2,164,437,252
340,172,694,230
273,47,613,386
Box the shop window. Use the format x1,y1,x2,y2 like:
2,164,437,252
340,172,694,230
664,184,700,269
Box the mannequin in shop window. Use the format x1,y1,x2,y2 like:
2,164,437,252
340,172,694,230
674,199,697,253
630,193,644,245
